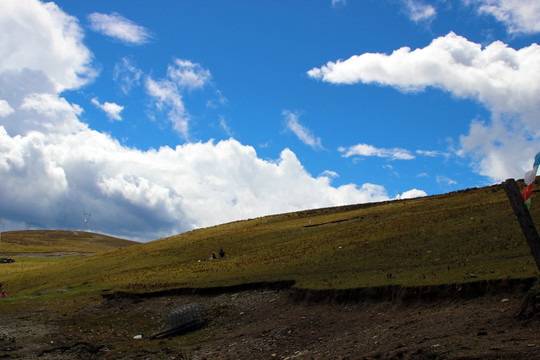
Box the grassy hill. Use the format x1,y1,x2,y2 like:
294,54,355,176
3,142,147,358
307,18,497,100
0,230,138,255
1,180,540,300
0,230,138,278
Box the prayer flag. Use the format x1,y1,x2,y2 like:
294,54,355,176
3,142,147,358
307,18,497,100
522,151,540,210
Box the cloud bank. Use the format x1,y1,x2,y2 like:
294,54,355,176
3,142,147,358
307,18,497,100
0,0,415,241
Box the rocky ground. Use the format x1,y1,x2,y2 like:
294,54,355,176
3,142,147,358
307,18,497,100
1,281,539,359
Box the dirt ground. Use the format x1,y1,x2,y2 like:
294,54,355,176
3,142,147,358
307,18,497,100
1,282,539,360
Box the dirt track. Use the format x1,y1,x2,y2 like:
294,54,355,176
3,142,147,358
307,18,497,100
1,281,539,359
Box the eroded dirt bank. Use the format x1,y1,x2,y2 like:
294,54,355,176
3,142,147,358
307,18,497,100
1,280,539,359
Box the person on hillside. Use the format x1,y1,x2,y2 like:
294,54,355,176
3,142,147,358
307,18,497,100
0,291,6,298
219,248,225,258
211,252,217,260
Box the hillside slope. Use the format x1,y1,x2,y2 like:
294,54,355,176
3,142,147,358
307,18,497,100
2,180,540,297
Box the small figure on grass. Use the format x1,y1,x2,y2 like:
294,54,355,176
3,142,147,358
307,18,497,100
219,248,225,258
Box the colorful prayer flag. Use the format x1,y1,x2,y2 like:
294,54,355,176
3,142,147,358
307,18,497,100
522,151,540,210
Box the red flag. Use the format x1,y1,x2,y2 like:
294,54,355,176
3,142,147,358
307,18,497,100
522,183,534,202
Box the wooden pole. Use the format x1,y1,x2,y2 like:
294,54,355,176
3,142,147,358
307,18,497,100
502,178,540,272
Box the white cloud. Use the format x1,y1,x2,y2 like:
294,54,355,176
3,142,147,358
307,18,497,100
113,57,143,95
307,32,540,116
145,76,189,138
416,149,449,158
91,98,124,121
321,170,339,178
146,59,213,138
283,110,323,150
307,32,540,115
0,0,95,92
168,59,211,90
467,0,540,34
403,0,437,22
459,114,540,181
206,89,228,109
88,12,151,45
309,32,540,181
332,0,347,7
0,0,422,241
436,175,458,186
339,143,415,160
219,116,234,137
0,100,14,117
395,189,427,199
17,92,85,135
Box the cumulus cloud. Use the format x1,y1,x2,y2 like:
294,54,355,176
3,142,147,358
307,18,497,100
88,12,151,45
339,143,415,160
0,0,417,241
283,110,323,150
307,32,540,116
91,98,123,121
14,92,85,136
309,32,540,181
0,0,95,92
467,0,540,34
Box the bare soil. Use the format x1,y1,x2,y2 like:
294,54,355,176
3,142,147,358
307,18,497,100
1,281,539,360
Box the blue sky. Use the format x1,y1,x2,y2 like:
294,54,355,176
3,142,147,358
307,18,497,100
1,0,539,241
